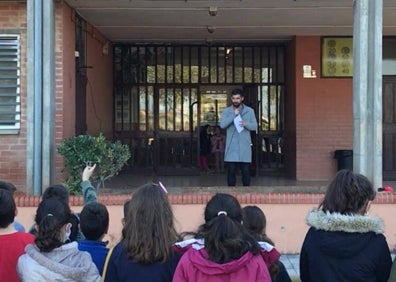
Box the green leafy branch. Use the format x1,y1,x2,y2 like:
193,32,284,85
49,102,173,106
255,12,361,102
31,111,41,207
57,134,131,194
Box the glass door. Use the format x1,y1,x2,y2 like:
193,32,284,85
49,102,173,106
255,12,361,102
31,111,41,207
152,86,198,174
200,89,228,126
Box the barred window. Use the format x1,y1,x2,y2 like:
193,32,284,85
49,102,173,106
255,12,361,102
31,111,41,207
0,35,20,132
114,44,286,133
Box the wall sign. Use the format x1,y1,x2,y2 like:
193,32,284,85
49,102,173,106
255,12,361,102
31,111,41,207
321,37,353,78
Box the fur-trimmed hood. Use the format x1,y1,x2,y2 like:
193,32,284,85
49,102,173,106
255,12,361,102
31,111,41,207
306,209,384,234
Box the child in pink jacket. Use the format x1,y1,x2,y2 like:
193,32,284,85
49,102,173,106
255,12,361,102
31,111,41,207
172,193,271,282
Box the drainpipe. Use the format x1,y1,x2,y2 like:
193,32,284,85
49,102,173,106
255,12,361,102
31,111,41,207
370,0,383,190
33,0,43,195
26,0,34,194
42,0,55,188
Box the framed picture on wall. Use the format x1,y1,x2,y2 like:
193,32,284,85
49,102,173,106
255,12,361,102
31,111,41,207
321,37,353,78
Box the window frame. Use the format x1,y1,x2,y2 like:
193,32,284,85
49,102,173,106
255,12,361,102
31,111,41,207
0,34,21,134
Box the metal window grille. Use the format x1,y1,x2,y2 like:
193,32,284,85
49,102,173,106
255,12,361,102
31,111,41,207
0,35,20,130
113,44,286,133
113,44,286,171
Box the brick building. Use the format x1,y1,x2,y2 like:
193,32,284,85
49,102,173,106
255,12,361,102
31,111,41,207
0,1,395,194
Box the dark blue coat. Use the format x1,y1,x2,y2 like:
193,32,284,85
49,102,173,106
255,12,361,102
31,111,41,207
300,210,392,282
104,242,182,282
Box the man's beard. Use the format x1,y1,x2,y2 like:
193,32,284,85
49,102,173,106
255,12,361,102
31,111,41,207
232,102,241,108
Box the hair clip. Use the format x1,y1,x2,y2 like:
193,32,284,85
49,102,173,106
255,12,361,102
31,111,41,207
217,211,227,216
47,213,53,217
158,181,168,194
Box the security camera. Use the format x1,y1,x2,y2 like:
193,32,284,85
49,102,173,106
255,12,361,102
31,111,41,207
209,7,218,17
207,25,216,34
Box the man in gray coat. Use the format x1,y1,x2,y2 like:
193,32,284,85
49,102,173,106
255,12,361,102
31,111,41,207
220,88,258,186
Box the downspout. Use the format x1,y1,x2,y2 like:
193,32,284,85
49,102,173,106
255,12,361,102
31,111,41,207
33,0,43,195
370,0,383,190
26,0,34,194
42,0,55,188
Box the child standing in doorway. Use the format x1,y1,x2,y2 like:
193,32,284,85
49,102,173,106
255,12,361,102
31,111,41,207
199,125,212,172
211,126,225,173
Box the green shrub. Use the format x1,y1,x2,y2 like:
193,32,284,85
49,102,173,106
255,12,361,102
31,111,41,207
57,133,131,194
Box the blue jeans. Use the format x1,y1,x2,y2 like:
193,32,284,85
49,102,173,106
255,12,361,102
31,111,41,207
226,162,251,186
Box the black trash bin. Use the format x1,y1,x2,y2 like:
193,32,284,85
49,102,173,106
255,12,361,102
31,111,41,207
334,150,353,171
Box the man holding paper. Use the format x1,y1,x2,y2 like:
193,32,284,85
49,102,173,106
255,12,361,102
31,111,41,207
220,88,258,186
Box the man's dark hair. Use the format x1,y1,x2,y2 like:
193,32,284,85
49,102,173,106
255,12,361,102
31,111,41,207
0,189,16,228
80,202,109,241
0,180,17,194
231,88,244,97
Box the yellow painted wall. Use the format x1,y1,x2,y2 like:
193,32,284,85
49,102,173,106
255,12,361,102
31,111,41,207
16,203,396,254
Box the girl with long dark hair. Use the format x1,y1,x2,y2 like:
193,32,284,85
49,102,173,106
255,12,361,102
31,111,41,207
104,183,181,282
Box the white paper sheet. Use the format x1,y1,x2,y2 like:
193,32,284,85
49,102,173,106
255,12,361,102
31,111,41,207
234,114,244,133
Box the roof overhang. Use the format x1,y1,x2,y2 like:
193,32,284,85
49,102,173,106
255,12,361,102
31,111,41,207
64,0,396,44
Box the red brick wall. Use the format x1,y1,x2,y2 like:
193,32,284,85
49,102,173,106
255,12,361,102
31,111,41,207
53,3,76,183
0,3,80,191
295,36,353,180
59,3,75,140
0,3,27,191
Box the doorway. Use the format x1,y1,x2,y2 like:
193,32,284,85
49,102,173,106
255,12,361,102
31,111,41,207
197,84,284,176
383,76,396,180
198,86,235,171
153,86,199,174
113,44,286,175
75,14,87,135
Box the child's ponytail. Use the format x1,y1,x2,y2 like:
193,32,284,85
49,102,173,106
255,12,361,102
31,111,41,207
198,194,260,264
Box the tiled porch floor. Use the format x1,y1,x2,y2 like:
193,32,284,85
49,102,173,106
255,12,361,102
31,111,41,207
280,254,300,281
103,171,396,194
103,171,330,194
